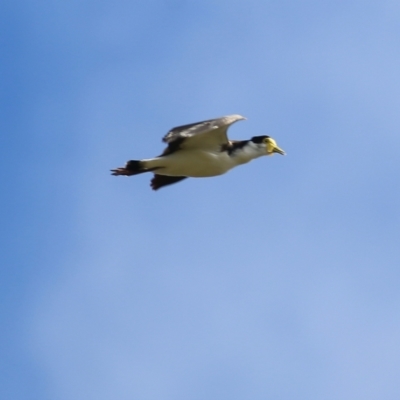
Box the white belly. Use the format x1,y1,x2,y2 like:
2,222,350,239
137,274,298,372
143,150,234,177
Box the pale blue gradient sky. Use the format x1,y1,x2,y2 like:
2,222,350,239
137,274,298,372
1,1,400,399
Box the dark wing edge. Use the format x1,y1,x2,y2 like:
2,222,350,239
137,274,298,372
150,175,187,190
158,137,185,157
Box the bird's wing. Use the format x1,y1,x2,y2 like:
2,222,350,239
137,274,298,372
162,115,245,152
150,175,187,190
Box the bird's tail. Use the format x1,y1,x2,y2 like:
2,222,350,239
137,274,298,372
111,160,152,176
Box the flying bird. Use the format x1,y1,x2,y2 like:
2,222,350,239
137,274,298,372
111,114,285,190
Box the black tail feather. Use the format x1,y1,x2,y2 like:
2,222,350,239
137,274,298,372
125,160,143,174
111,160,152,176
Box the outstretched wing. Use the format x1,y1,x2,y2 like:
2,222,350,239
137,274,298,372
161,114,246,154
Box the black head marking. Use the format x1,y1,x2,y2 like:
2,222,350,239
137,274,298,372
251,135,270,144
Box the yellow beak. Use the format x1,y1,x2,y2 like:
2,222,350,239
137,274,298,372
273,146,286,155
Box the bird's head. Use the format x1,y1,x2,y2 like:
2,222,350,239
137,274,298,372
251,136,286,156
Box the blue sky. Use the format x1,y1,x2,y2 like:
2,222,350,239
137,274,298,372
1,1,400,399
